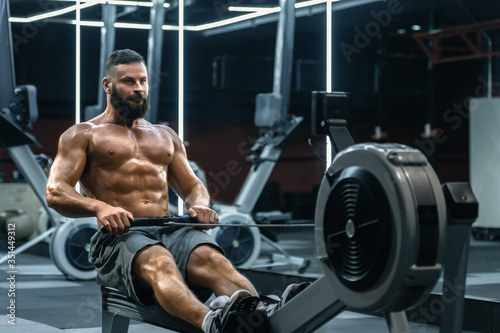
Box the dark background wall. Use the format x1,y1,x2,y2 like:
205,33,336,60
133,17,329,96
2,0,500,210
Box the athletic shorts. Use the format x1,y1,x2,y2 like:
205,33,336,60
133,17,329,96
88,225,223,306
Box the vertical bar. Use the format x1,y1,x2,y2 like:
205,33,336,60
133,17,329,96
145,0,165,124
384,311,411,333
272,2,285,95
0,0,16,111
375,34,385,140
272,0,295,121
439,224,472,333
75,0,81,124
178,0,184,214
75,0,82,193
326,0,333,167
7,146,63,227
426,9,435,166
98,2,117,110
486,34,492,98
326,0,332,93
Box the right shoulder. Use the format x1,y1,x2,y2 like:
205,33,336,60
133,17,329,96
59,122,95,146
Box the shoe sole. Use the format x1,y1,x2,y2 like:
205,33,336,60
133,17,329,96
221,291,260,324
282,282,309,304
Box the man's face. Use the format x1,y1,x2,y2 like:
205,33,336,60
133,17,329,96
109,62,149,120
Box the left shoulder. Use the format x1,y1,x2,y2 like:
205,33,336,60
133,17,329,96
151,123,179,139
150,123,183,149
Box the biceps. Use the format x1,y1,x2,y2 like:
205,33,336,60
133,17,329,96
49,150,87,187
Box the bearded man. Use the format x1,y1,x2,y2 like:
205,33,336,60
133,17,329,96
46,49,271,332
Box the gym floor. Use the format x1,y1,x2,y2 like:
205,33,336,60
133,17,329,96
0,227,498,333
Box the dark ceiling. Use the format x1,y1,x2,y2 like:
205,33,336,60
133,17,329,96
6,0,500,125
8,0,500,29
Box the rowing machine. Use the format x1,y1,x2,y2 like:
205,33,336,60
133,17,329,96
266,91,477,332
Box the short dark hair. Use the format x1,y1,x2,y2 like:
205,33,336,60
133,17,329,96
105,49,145,78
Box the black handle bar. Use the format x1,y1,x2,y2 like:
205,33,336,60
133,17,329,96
100,215,197,234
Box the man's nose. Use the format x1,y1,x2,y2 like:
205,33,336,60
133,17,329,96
133,81,144,92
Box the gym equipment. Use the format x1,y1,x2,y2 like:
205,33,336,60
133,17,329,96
266,91,477,332
439,182,478,333
209,116,305,269
208,0,308,271
1,210,34,241
96,91,478,333
469,97,500,240
0,1,97,281
50,218,98,281
100,215,313,233
98,274,268,333
97,214,269,333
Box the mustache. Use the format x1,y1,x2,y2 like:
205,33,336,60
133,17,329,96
126,94,146,103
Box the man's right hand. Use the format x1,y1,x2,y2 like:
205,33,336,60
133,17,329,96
97,206,133,235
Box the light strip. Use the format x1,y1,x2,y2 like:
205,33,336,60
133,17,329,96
8,0,171,23
75,0,82,193
75,0,81,125
190,8,280,31
71,19,104,26
8,1,99,23
46,0,171,7
326,0,332,167
227,6,267,12
296,0,338,8
107,0,152,6
114,22,152,29
10,0,334,30
228,0,340,12
108,0,171,7
178,0,184,214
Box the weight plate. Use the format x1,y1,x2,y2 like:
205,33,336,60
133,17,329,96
50,218,97,280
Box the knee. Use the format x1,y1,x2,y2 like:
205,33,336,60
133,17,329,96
135,248,179,282
190,246,232,271
188,247,238,284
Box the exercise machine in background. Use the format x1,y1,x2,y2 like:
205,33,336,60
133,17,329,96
206,0,311,271
208,115,304,269
0,0,98,280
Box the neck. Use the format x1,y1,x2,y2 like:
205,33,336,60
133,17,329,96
102,107,141,127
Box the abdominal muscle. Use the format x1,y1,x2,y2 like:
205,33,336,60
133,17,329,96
80,160,171,219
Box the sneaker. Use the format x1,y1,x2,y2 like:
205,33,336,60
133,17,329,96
203,290,260,333
261,282,309,316
208,295,229,310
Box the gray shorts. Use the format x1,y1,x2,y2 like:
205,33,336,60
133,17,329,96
89,225,223,306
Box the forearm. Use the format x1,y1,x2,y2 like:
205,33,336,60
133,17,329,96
183,181,211,210
46,183,108,218
183,181,218,226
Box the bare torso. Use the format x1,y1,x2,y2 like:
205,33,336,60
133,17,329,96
79,119,174,217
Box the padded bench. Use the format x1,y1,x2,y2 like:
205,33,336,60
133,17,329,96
98,277,269,333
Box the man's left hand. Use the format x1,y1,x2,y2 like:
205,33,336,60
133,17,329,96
187,205,219,230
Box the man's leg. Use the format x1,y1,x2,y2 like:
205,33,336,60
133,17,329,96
186,245,259,297
133,244,209,328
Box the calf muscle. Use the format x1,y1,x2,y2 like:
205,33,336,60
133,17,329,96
133,245,209,328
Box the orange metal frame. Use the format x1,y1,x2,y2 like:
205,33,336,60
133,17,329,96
413,18,500,65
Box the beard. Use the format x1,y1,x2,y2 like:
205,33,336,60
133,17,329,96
110,85,149,120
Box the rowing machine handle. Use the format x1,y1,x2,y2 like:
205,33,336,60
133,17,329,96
100,215,197,234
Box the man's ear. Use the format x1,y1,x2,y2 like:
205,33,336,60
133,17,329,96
102,77,111,94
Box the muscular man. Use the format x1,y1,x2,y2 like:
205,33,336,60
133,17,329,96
46,49,264,332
